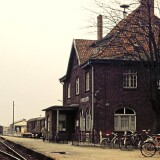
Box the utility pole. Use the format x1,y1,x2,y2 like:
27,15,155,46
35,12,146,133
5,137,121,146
13,101,15,135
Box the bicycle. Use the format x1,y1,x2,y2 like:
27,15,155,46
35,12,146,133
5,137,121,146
54,132,60,143
119,129,151,151
100,132,118,149
125,131,144,150
140,134,160,157
119,131,130,150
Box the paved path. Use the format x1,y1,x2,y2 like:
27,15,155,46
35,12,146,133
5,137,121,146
1,136,160,160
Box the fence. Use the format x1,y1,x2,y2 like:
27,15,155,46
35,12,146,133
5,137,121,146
71,131,100,146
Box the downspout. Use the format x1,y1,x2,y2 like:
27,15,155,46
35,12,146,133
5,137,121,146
91,65,94,133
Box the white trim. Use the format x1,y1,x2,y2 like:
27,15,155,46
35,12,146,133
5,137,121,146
73,39,81,65
76,77,79,95
67,83,71,98
158,79,160,89
114,108,136,131
123,69,137,88
85,72,89,91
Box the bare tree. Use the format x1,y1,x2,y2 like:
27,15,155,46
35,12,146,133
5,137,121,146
90,0,160,133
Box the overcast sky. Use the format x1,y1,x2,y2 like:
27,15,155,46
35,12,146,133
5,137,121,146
0,0,100,126
0,0,154,126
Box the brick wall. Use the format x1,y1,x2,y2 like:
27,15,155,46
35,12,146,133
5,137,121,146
62,51,155,133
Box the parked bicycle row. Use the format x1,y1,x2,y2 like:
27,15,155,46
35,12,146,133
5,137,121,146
72,129,151,147
44,128,160,157
72,129,160,157
100,129,152,150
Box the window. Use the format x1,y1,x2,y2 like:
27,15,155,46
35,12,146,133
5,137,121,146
80,110,85,131
79,109,91,131
67,83,71,98
114,108,136,131
85,72,89,91
123,69,137,88
93,46,102,54
47,115,50,132
86,108,91,131
58,114,66,131
157,79,160,89
75,77,79,95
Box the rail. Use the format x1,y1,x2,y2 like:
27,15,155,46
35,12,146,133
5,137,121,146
0,138,27,160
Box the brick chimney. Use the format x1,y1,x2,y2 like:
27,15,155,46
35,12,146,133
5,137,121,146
140,0,154,15
97,14,103,40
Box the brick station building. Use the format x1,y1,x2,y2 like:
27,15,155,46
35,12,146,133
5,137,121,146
43,0,159,141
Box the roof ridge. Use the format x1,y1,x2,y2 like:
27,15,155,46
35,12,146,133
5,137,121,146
74,38,95,41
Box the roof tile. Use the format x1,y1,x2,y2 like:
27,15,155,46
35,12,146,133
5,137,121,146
74,4,160,64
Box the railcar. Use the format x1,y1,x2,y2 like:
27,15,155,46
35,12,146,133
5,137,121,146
27,117,45,138
0,125,3,135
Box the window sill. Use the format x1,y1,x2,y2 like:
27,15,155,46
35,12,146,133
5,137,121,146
123,87,137,90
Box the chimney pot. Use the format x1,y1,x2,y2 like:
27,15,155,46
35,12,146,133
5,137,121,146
97,14,103,40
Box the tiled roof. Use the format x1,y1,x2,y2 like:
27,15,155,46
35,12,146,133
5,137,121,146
98,6,160,60
74,39,96,64
74,4,160,64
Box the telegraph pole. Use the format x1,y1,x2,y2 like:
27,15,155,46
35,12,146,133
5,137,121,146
13,101,15,135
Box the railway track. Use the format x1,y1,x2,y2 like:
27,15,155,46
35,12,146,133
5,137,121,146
0,137,39,160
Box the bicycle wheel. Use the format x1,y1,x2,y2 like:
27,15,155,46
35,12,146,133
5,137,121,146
112,138,119,149
101,139,112,148
101,139,108,148
126,139,134,150
93,136,99,145
141,142,156,157
119,138,127,150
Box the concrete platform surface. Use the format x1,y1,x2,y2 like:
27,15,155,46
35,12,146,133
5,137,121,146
1,136,160,160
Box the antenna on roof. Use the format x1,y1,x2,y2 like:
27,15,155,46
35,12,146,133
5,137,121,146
120,4,129,18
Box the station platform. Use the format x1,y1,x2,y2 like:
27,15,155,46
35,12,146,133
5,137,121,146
1,136,99,160
1,135,160,160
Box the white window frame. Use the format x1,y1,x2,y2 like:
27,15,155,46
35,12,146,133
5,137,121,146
85,72,89,91
67,83,71,98
157,79,160,89
114,108,136,131
80,110,85,131
123,69,137,88
47,116,50,132
93,46,103,54
76,77,79,95
86,108,91,131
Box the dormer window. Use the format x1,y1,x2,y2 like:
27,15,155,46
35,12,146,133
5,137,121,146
93,46,102,54
123,69,137,89
96,46,102,52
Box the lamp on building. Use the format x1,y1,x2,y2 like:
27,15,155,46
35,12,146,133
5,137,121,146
105,103,110,107
120,4,129,18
